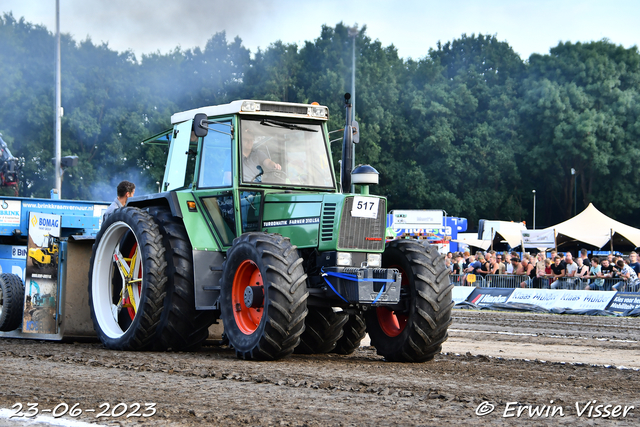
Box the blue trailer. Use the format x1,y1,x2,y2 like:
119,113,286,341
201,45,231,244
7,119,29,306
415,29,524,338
0,195,109,340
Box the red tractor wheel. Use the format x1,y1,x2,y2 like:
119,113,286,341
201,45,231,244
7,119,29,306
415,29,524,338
365,240,453,362
221,232,308,360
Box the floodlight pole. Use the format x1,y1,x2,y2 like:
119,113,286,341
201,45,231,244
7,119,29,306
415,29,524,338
532,189,536,230
571,168,576,216
54,0,62,198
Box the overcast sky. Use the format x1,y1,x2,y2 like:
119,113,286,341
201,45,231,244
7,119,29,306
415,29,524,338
2,0,639,61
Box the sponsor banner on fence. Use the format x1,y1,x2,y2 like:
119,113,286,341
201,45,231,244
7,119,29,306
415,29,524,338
0,199,21,226
605,292,640,314
23,212,61,334
506,289,615,310
521,229,555,248
452,286,476,305
468,287,514,307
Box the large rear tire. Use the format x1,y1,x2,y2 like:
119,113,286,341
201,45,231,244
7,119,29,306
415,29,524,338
89,207,168,350
295,307,348,354
365,240,453,362
332,312,366,355
0,273,25,332
148,207,217,351
220,233,308,360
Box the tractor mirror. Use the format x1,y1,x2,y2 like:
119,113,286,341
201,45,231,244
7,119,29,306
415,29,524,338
192,113,209,138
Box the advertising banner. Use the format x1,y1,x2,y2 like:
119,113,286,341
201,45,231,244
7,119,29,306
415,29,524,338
467,288,514,307
521,229,555,248
390,210,443,228
506,289,615,310
452,286,476,305
606,292,640,314
22,212,61,334
0,199,21,226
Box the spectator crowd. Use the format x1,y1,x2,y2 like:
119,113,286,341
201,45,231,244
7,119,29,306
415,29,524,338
445,248,640,292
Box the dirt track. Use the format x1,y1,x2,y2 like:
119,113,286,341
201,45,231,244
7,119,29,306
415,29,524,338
1,309,639,426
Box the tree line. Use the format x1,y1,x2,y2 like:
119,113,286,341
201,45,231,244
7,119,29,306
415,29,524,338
1,13,640,229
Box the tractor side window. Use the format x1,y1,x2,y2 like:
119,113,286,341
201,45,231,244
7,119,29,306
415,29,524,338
198,121,233,188
240,191,262,233
201,193,236,246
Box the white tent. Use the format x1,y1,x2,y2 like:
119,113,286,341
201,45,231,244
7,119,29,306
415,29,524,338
452,233,491,251
543,203,640,250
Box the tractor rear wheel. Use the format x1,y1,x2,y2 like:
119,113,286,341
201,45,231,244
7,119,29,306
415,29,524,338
89,207,167,350
295,307,348,354
0,273,25,332
365,240,453,362
148,207,216,351
332,312,367,355
220,233,308,360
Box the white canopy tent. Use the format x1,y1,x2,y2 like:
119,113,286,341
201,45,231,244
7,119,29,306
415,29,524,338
542,203,640,251
452,233,491,251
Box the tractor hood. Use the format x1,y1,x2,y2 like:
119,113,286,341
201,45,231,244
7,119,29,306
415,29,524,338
262,193,386,252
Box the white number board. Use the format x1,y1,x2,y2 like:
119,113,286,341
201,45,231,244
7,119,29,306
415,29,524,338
351,197,380,219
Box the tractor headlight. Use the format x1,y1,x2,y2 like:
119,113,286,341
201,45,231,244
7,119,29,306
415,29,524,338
367,253,382,267
336,252,352,266
241,101,259,112
308,106,328,118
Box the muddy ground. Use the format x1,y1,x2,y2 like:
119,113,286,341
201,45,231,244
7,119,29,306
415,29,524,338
1,309,639,426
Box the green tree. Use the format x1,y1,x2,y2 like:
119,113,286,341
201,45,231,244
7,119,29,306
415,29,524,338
519,40,640,225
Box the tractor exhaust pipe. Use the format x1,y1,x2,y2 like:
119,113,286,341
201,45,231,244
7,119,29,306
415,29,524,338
341,93,353,193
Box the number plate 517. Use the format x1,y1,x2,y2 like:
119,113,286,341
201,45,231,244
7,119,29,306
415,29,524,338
351,197,380,219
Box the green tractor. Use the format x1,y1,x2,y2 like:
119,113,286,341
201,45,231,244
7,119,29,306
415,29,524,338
88,95,452,362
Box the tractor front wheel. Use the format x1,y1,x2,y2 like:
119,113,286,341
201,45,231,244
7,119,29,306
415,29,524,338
220,233,308,360
365,240,453,362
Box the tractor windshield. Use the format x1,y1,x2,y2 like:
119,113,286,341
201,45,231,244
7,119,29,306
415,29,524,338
239,118,334,188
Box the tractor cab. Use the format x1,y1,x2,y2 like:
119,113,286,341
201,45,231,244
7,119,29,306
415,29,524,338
145,100,336,249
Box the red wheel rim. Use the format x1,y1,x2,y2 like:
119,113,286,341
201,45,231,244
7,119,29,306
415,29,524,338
376,264,408,337
232,260,264,334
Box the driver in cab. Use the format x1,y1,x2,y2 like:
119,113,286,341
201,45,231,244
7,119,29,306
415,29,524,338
242,127,281,182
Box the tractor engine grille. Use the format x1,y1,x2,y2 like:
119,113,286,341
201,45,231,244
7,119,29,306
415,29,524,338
321,202,337,242
337,197,386,251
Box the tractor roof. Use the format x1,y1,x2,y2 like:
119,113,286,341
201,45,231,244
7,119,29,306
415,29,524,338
171,100,329,125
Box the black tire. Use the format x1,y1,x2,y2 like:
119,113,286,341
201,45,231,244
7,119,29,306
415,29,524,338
332,312,366,355
148,207,217,351
295,307,348,354
365,240,453,362
0,273,25,331
220,232,308,360
88,207,168,350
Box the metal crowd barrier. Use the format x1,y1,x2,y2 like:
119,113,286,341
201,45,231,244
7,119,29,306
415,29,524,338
449,272,632,291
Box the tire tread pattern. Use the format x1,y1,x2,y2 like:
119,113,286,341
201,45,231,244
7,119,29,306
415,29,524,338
367,240,452,362
295,307,348,354
148,207,217,351
332,312,366,355
0,273,25,332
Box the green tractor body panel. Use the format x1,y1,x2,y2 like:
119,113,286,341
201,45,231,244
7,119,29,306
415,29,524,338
262,193,322,249
175,191,222,251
